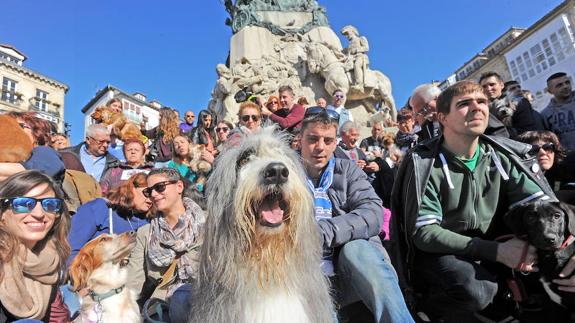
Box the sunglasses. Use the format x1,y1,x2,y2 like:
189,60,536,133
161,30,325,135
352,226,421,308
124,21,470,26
241,115,260,122
533,143,555,153
304,106,340,123
215,127,229,133
268,101,278,105
2,197,63,215
334,94,344,99
142,180,178,198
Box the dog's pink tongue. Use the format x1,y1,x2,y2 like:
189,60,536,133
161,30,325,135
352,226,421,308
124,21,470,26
260,200,284,224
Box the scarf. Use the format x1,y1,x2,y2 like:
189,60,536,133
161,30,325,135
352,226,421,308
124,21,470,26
0,240,60,319
306,157,335,221
306,158,336,276
147,197,205,283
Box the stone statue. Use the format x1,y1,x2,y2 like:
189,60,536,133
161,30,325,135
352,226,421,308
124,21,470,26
305,41,396,119
341,25,369,92
211,1,397,130
208,64,234,120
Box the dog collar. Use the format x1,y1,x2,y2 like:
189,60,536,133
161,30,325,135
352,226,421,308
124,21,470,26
560,235,574,250
88,285,125,303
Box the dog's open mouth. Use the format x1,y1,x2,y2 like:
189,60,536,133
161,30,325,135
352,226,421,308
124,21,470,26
257,192,288,228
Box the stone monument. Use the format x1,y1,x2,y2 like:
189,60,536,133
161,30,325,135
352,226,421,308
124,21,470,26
209,0,397,126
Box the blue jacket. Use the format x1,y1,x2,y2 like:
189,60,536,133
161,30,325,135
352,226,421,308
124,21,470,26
67,198,149,265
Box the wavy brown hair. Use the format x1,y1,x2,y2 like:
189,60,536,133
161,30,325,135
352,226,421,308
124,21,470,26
0,170,70,281
106,172,152,218
159,107,181,144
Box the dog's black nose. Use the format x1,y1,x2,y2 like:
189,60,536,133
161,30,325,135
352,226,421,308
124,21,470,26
263,162,289,185
544,236,556,244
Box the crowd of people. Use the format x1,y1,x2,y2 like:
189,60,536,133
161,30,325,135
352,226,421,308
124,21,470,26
0,71,574,323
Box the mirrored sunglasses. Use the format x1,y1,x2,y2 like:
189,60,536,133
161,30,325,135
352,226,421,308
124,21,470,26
2,197,63,215
142,180,178,198
304,106,340,123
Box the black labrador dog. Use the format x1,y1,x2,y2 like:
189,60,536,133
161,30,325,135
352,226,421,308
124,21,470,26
505,200,575,307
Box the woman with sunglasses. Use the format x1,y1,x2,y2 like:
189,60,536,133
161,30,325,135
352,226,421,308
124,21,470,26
127,168,204,321
0,170,70,322
67,172,152,265
517,130,568,192
265,96,280,113
226,102,263,147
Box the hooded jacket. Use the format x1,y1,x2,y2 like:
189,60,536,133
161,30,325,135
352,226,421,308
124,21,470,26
389,134,556,291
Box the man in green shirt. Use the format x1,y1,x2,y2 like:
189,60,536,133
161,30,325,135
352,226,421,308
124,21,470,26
391,80,556,321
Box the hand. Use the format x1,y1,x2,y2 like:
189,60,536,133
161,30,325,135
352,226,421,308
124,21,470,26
261,106,272,116
200,150,214,164
356,159,366,169
364,161,380,172
553,255,575,292
496,238,538,272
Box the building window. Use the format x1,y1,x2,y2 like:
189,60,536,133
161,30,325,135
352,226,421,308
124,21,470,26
1,77,18,104
35,89,49,112
550,33,566,61
558,27,574,56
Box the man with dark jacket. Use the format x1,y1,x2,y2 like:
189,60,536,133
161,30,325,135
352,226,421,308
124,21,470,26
299,107,413,323
390,81,556,322
65,124,119,181
480,72,544,137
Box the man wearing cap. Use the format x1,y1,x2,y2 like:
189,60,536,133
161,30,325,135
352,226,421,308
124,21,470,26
300,107,413,323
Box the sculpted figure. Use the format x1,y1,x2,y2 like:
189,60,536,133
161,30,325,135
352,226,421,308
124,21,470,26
209,64,233,118
341,25,370,91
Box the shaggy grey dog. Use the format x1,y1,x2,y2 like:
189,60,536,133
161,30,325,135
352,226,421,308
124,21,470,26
188,127,334,323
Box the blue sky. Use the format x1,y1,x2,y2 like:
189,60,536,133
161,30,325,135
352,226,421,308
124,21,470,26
0,0,562,144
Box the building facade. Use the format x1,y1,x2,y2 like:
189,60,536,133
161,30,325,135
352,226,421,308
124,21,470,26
81,85,162,137
0,44,68,131
441,0,575,111
503,1,575,110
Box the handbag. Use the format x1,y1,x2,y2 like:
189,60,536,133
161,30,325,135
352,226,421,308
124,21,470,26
137,256,179,309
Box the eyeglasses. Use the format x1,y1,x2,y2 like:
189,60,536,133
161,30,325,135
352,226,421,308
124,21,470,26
185,115,195,119
142,180,178,198
215,127,229,133
88,136,111,145
2,197,63,215
334,94,344,99
268,101,278,105
304,106,340,123
533,143,555,153
202,115,212,120
241,115,260,122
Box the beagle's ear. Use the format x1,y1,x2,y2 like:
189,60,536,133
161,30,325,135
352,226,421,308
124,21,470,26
504,205,528,235
69,250,95,291
559,202,575,236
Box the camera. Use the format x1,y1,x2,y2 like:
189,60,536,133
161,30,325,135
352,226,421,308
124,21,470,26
234,88,252,103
